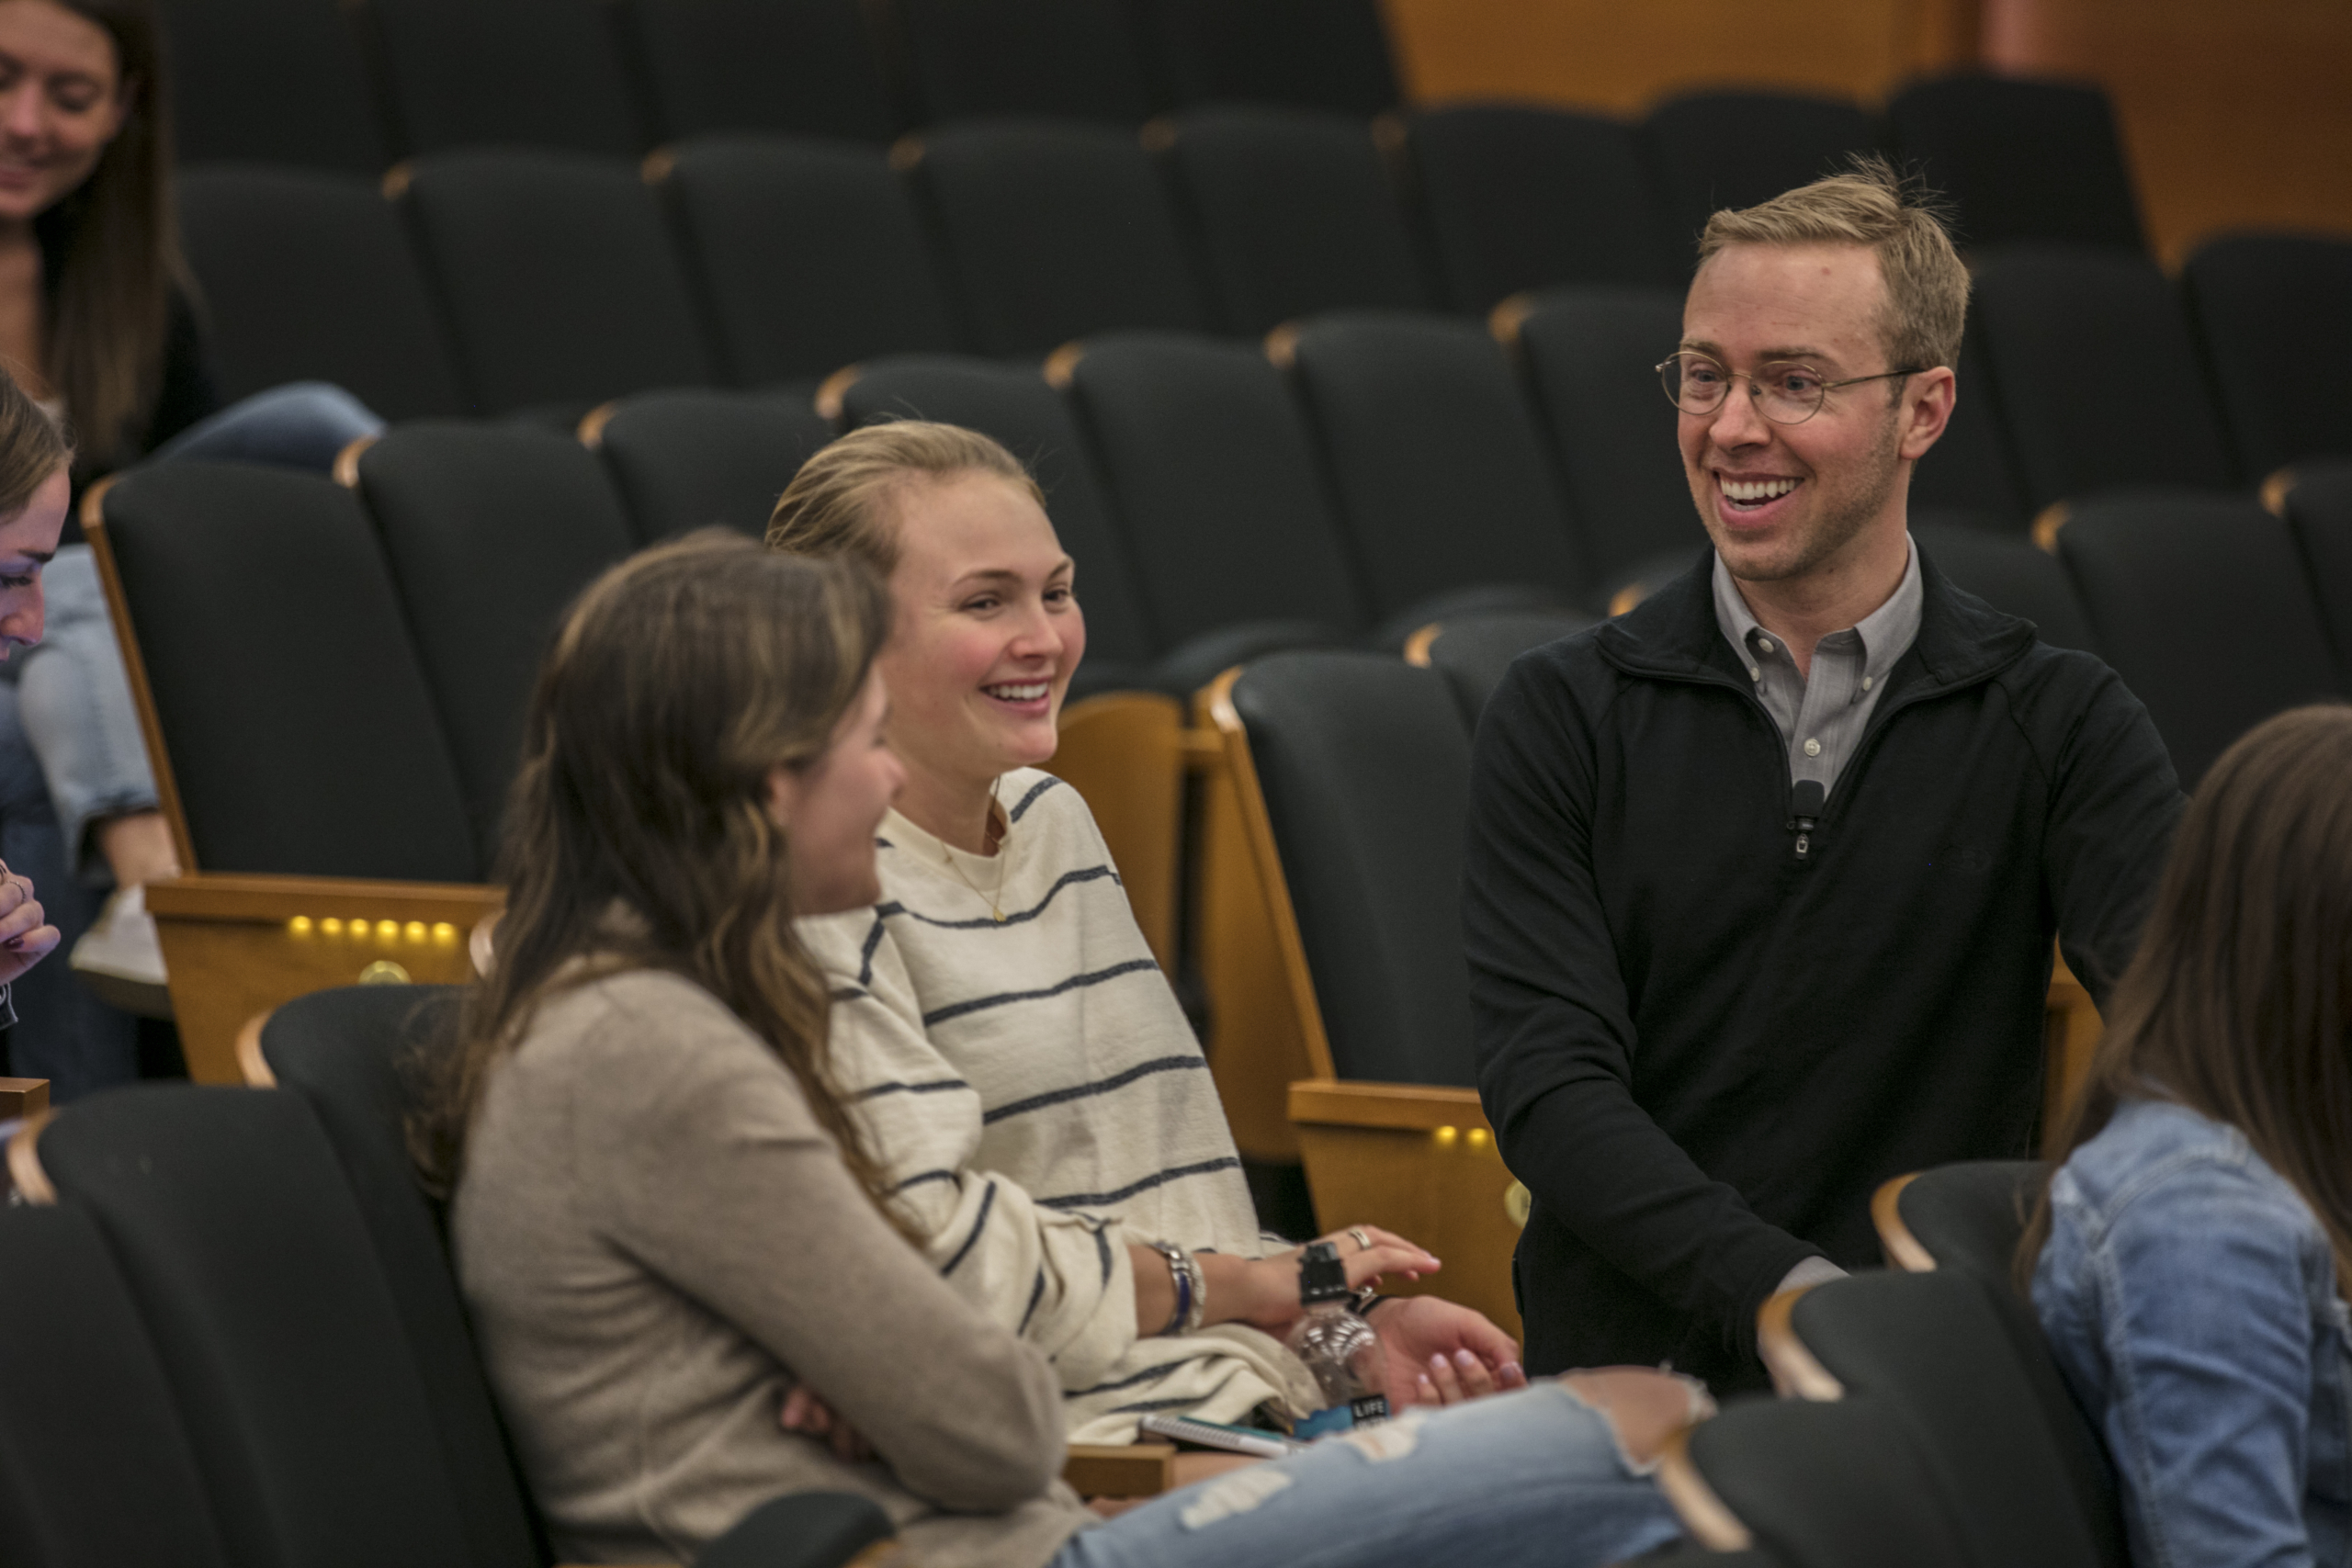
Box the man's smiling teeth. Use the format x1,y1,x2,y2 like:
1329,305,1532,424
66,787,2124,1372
1720,476,1800,502
986,682,1049,702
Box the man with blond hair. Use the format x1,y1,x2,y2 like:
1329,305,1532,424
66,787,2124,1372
1464,160,2182,1390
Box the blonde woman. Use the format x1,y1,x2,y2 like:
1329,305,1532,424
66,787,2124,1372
770,423,1524,1449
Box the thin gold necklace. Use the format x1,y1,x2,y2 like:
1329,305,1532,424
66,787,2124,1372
942,778,1008,920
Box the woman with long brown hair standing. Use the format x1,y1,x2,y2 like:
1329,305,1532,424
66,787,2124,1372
0,0,381,1094
2027,704,2352,1568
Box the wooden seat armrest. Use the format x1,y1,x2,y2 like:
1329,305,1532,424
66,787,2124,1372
1064,1441,1177,1497
144,872,503,925
0,1078,47,1119
1286,1079,1488,1134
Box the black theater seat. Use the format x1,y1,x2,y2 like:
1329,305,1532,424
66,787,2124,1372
1057,333,1364,687
1498,286,1703,602
360,0,645,156
1884,74,2144,253
2278,460,2352,674
1409,607,1598,728
902,122,1210,357
888,0,1155,125
1134,0,1397,117
2057,492,2342,787
1910,337,2030,525
616,0,900,144
1400,104,1674,314
347,423,641,864
656,136,961,389
1643,90,1877,270
397,151,718,419
92,464,479,883
590,389,834,545
161,0,390,172
2181,232,2352,479
178,165,467,421
1913,521,2097,655
1279,312,1588,630
1972,245,2237,510
1153,107,1429,337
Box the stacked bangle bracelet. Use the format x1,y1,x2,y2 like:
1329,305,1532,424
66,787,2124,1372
1148,1239,1206,1336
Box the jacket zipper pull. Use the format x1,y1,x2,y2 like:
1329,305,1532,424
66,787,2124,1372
1789,778,1826,860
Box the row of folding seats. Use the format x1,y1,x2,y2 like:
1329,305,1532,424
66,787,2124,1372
163,0,1397,172
179,130,2352,504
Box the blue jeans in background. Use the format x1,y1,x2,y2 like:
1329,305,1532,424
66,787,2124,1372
1054,1381,1688,1568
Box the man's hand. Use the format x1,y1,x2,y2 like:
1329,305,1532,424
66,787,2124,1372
0,863,60,990
1367,1295,1526,1407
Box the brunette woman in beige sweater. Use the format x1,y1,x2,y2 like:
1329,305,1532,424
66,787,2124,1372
432,534,1692,1568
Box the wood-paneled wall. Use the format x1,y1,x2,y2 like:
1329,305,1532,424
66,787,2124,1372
1383,0,2352,261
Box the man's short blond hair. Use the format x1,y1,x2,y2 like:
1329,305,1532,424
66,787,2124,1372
1697,155,1969,374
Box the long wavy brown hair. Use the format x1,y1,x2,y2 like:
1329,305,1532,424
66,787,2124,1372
410,533,900,1223
38,0,187,468
2020,705,2352,1287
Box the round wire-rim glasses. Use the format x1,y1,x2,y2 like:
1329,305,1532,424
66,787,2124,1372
1657,351,1924,426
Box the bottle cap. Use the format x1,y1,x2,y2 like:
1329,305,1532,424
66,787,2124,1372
1299,1239,1351,1304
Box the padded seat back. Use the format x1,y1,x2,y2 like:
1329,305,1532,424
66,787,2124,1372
1642,91,1877,271
93,464,479,882
177,165,467,421
35,1086,499,1568
1914,522,2096,654
2180,233,2352,480
1681,1395,1972,1568
593,389,834,543
1883,75,2144,253
1401,105,1671,314
1136,0,1397,117
2281,459,2352,671
1231,652,1476,1085
1972,245,2236,508
1415,608,1596,728
907,122,1210,357
659,137,959,389
1504,286,1700,590
2051,493,2342,789
0,1204,229,1568
362,0,643,156
836,355,1159,671
1283,312,1589,617
2058,492,2343,786
400,151,718,416
616,0,899,144
351,423,642,865
1061,333,1366,645
1157,107,1428,336
161,0,390,172
255,987,544,1568
1786,1269,2114,1568
888,0,1155,125
1888,1160,2045,1280
1909,337,2029,523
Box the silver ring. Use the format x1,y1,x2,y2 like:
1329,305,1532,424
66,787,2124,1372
1347,1226,1372,1252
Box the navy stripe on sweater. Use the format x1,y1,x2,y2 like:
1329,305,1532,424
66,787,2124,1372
922,957,1159,1028
981,1055,1206,1125
1039,1156,1243,1212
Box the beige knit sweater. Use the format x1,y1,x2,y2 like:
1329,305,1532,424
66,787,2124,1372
452,968,1094,1567
800,769,1321,1445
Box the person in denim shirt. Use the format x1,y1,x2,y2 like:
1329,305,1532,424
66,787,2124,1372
2027,704,2352,1568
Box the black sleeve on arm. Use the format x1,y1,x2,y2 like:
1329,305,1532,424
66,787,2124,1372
139,291,221,456
1464,656,1819,1352
2037,660,2186,1010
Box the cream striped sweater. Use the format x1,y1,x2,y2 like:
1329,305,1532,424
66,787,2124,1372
800,769,1319,1444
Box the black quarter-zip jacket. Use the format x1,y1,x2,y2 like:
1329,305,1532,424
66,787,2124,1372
1464,548,2183,1390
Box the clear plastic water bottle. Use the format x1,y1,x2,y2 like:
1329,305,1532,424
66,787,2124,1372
1284,1240,1389,1439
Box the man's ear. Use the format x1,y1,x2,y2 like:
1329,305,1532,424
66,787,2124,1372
1897,366,1958,463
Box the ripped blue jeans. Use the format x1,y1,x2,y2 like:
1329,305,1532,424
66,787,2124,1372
1053,1380,1687,1568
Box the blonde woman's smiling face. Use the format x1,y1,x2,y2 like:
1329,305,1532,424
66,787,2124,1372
876,470,1084,803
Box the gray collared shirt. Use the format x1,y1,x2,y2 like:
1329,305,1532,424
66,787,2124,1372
1712,537,1924,798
